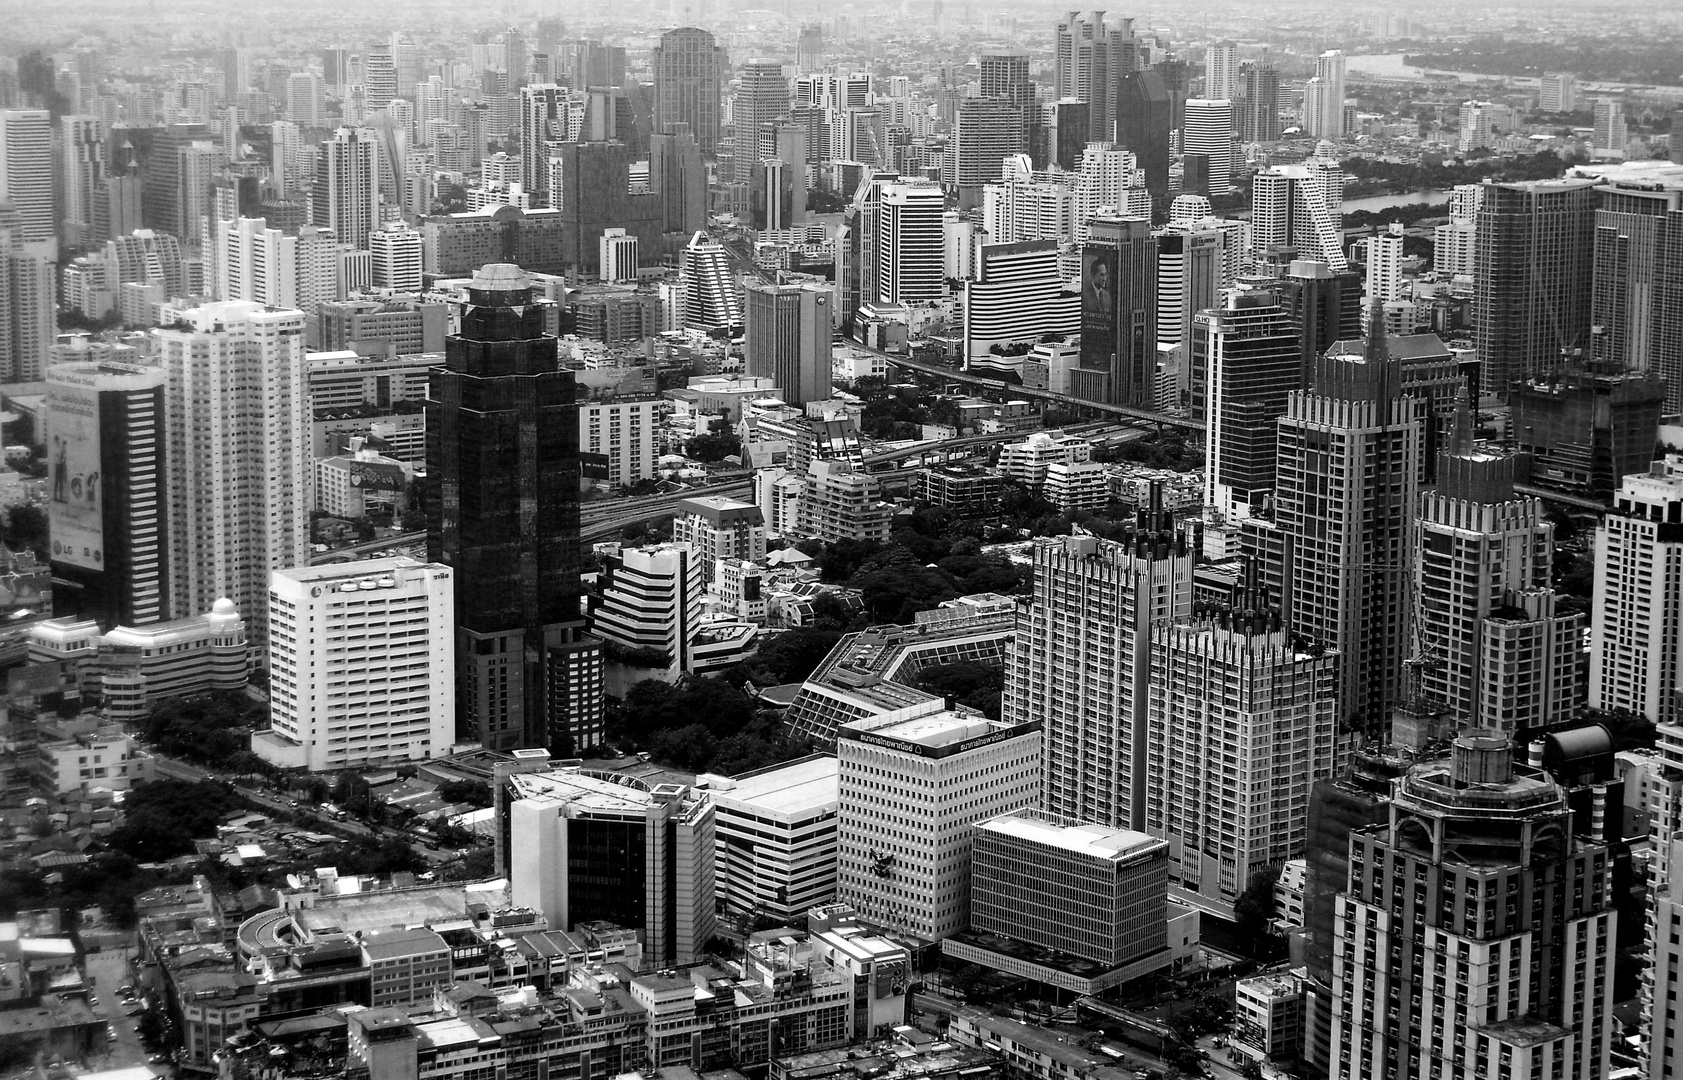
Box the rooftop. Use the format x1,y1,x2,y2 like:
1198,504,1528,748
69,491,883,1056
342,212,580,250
506,768,702,817
362,926,450,960
840,706,1035,755
272,555,441,586
701,754,838,818
976,812,1167,864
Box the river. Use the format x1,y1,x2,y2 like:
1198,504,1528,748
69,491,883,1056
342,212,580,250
1342,190,1452,214
1346,52,1516,84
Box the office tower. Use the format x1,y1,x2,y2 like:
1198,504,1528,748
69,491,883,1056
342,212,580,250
427,265,599,753
44,362,168,629
876,182,944,305
1329,733,1614,1080
754,155,804,230
1646,720,1683,1080
1205,42,1239,102
1473,178,1597,395
1006,516,1193,831
1361,222,1405,304
1038,99,1091,171
979,52,1033,150
598,228,638,283
136,124,207,238
311,127,380,250
1272,259,1366,382
502,29,528,89
1414,400,1580,736
1540,73,1576,113
1592,98,1627,158
519,84,568,207
504,764,716,965
1146,571,1338,919
744,280,833,405
835,173,893,326
952,97,1025,207
104,172,143,241
153,301,309,646
587,543,710,678
1056,12,1137,143
0,110,53,246
1181,99,1234,193
1275,333,1425,735
321,48,349,94
369,227,422,291
0,211,51,382
1155,225,1223,356
285,72,324,129
1073,143,1150,242
678,231,742,331
967,809,1171,967
1251,165,1348,270
269,120,305,199
1591,457,1683,724
1195,291,1301,516
707,756,838,922
1157,58,1192,136
836,702,1041,942
59,116,107,247
363,48,397,110
649,130,706,236
984,164,1076,244
733,60,788,186
1236,62,1281,143
1075,214,1157,406
1115,71,1171,195
651,28,726,156
1511,367,1664,501
255,557,454,773
1587,163,1683,410
221,47,249,103
1457,100,1499,154
964,241,1082,376
543,141,665,278
1304,51,1346,139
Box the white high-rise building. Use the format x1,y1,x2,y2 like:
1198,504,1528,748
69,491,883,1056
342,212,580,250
678,231,742,330
1181,99,1234,193
836,701,1042,942
1540,73,1577,114
982,170,1077,244
964,241,1081,376
369,227,422,290
1304,51,1346,139
0,110,55,248
153,301,310,648
311,127,380,250
286,71,325,128
1592,98,1628,159
1074,143,1151,243
1591,457,1683,725
599,228,638,282
254,556,455,773
1250,165,1348,270
218,217,343,310
579,399,658,489
1359,222,1405,304
59,116,107,248
1205,42,1240,102
876,183,945,304
270,121,307,199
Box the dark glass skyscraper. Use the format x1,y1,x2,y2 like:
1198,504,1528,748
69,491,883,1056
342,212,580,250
427,264,601,754
1115,70,1170,196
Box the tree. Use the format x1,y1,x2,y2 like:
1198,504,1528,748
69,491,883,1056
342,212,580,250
107,780,242,861
910,661,1004,719
2,503,47,554
1233,864,1283,951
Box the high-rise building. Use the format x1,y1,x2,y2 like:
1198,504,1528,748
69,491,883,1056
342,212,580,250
321,48,349,94
733,60,788,186
599,227,638,283
1075,214,1157,406
1591,457,1683,725
1329,733,1614,1080
982,165,1076,245
1539,73,1577,114
963,241,1081,376
286,72,325,128
1236,62,1281,143
1360,222,1406,304
1181,98,1234,193
44,361,169,629
1073,143,1150,242
678,230,742,330
1195,290,1301,516
1271,259,1366,383
671,497,766,583
979,52,1034,150
1303,51,1346,140
0,210,53,382
255,557,455,773
1155,224,1224,358
801,459,893,544
1037,98,1091,171
519,84,569,208
1473,178,1597,395
1275,331,1425,735
1205,42,1239,102
1510,367,1663,501
153,301,310,647
1146,572,1339,919
1585,161,1683,411
217,217,341,310
59,116,107,248
1592,98,1628,158
1055,12,1137,143
706,755,839,923
1115,71,1171,195
587,542,707,678
876,182,944,305
1417,399,1581,734
311,126,381,250
369,226,422,290
836,172,896,325
363,48,397,111
1005,516,1193,832
1251,165,1348,270
425,264,600,754
651,28,727,156
744,280,833,405
0,110,55,247
836,702,1041,942
503,762,717,965
952,97,1026,207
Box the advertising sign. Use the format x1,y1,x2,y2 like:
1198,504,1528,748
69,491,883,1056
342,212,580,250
1080,242,1119,377
46,378,104,571
347,459,406,495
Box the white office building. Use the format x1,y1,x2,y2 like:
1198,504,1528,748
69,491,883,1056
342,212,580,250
835,702,1041,942
370,227,423,291
1181,99,1235,193
701,754,839,922
600,228,639,282
876,183,944,305
1251,165,1348,271
1591,458,1683,726
579,398,658,488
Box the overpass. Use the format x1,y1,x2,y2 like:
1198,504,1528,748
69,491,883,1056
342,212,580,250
874,350,1205,434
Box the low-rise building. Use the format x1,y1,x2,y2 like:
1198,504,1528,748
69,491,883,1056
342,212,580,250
34,724,152,796
673,496,768,582
701,754,840,922
314,441,412,518
802,460,893,543
997,429,1091,486
916,464,1005,517
364,926,453,1008
1043,460,1109,513
1232,971,1305,1066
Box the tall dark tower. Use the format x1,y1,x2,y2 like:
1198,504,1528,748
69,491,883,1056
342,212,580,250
1114,70,1170,196
427,264,603,755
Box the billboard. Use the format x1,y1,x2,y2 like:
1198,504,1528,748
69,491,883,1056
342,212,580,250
346,458,406,496
1080,242,1119,388
46,378,104,571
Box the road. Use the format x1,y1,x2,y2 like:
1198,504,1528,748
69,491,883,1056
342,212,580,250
308,531,426,565
83,949,162,1076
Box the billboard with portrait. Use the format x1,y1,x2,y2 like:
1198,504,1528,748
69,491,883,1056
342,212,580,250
1080,242,1119,378
46,377,104,571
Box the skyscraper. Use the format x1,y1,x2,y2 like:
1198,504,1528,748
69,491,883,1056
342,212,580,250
1644,722,1683,1080
1205,42,1239,102
59,116,108,248
0,207,53,383
1473,177,1597,395
153,301,311,647
952,97,1025,207
1304,51,1346,140
311,126,380,250
1146,571,1338,919
1072,144,1150,242
678,231,742,331
743,280,833,405
1272,259,1366,384
1181,98,1234,193
1590,457,1683,726
1195,290,1301,516
876,182,944,305
1115,70,1171,195
45,361,169,629
1586,161,1683,411
733,60,788,186
1329,733,1614,1080
1055,12,1137,143
964,240,1082,376
1038,98,1092,171
1236,62,1281,143
1275,328,1425,734
0,110,55,247
978,52,1034,150
1251,165,1348,270
1005,513,1193,832
1592,97,1628,157
520,84,570,207
1075,214,1157,406
426,264,599,754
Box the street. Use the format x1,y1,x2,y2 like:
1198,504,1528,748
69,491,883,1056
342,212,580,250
82,948,162,1075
